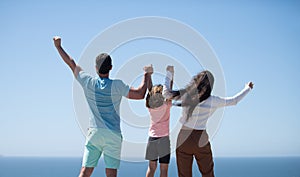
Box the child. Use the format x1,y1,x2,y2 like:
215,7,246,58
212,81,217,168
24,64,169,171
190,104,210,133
145,66,174,177
168,70,253,177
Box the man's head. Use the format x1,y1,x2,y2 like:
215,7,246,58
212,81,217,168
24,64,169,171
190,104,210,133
95,53,112,75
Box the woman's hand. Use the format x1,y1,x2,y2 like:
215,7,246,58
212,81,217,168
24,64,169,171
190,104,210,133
248,82,254,89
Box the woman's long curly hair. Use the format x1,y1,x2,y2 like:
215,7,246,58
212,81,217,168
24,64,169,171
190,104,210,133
171,70,214,119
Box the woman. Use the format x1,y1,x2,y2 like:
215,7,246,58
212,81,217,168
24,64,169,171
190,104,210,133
166,70,253,177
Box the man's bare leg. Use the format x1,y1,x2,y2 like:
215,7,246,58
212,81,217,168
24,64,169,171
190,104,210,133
78,167,94,177
106,168,117,177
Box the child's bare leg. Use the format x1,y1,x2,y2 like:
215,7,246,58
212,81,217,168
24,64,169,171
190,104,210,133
159,163,169,177
146,160,157,177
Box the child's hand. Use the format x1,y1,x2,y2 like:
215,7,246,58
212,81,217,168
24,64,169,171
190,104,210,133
53,36,61,48
248,82,254,89
166,65,174,74
144,64,153,74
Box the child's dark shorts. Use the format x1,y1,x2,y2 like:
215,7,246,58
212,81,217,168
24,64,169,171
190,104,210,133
145,136,170,164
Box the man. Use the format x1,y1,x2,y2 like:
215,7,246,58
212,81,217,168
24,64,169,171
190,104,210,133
53,36,153,177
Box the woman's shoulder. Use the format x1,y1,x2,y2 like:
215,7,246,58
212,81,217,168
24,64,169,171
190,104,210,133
202,95,216,102
197,95,221,106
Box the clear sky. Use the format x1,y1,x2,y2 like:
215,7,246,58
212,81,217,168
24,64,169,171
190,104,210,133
0,0,299,158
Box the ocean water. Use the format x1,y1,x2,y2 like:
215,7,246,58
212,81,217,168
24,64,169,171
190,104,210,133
0,157,299,177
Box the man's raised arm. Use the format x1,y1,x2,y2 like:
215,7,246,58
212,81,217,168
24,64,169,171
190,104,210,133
53,36,81,77
127,65,153,100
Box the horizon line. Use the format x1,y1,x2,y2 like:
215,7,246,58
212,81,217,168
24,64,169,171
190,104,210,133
1,155,300,159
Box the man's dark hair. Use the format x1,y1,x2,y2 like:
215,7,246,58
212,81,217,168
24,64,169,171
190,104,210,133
96,53,112,74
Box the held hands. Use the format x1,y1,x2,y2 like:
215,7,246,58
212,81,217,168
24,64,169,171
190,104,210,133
143,65,174,75
143,64,153,75
53,36,61,48
166,65,174,74
247,82,254,89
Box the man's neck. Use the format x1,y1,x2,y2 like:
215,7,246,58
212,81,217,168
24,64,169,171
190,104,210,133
99,73,109,78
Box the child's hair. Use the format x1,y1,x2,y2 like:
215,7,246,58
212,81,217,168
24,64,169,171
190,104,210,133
171,70,214,118
146,84,165,109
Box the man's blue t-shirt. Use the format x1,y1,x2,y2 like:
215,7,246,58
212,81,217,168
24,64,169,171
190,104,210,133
76,71,130,133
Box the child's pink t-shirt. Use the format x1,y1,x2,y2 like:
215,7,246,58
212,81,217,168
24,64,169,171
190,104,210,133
148,101,172,137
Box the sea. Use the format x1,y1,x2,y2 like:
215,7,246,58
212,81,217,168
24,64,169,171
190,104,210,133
0,157,299,177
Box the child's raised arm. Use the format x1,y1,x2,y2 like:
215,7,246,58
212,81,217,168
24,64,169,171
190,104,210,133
146,65,153,92
162,65,174,100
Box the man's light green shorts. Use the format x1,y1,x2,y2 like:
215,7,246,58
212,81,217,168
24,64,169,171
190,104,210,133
82,128,122,169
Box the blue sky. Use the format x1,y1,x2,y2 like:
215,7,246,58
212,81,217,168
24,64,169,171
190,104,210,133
0,0,299,158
